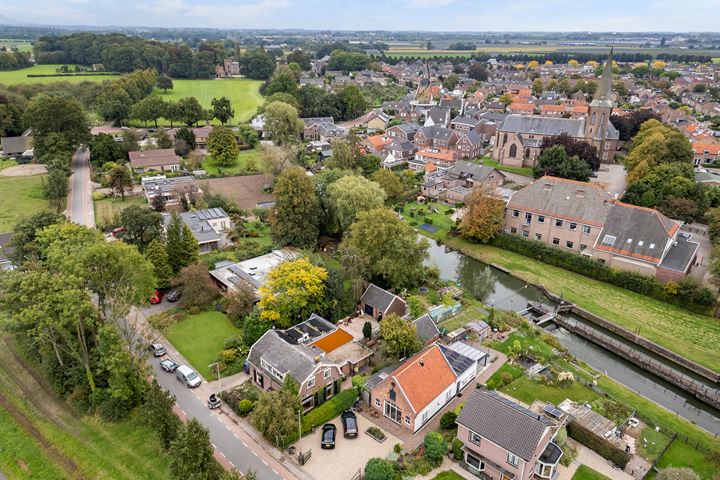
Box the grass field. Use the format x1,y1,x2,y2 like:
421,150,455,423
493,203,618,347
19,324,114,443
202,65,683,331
571,465,610,480
481,157,534,177
655,438,718,480
157,78,264,123
385,45,719,57
432,472,465,480
202,148,264,176
444,236,720,372
0,174,49,233
165,311,241,380
0,337,172,480
93,195,146,230
636,426,672,462
0,64,120,85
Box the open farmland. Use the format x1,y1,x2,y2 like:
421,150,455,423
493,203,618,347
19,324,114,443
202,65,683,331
385,45,719,58
0,64,120,85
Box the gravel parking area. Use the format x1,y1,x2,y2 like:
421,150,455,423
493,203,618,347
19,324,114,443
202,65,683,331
294,413,401,480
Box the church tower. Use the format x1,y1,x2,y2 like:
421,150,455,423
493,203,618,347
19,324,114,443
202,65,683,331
584,48,615,143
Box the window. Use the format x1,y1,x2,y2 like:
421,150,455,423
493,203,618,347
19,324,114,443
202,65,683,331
507,453,519,467
522,230,529,238
602,151,608,160
375,398,381,407
469,431,482,445
552,237,560,245
649,243,655,249
384,402,402,423
404,415,411,425
638,240,644,246
421,411,429,423
582,225,591,234
323,369,331,379
509,144,517,158
510,227,517,234
605,141,610,150
446,389,454,401
566,241,574,249
569,222,577,231
325,384,334,399
525,148,531,158
555,219,564,228
601,234,616,246
307,378,315,388
512,209,519,217
538,215,545,223
503,133,508,145
465,453,485,471
525,212,532,224
535,233,542,241
580,244,587,252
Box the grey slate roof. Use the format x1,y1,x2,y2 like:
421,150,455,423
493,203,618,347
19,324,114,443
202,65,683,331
457,389,553,462
447,160,502,182
459,130,482,145
247,330,320,383
413,314,440,342
508,176,613,227
361,284,398,313
1,136,30,155
163,208,228,244
499,114,585,138
658,236,699,272
451,115,482,128
419,125,456,142
426,107,450,126
302,117,334,127
386,140,416,153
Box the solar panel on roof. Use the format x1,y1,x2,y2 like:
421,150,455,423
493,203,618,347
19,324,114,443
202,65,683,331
543,404,564,419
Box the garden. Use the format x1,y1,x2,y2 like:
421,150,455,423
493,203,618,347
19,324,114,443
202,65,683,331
399,201,457,240
200,148,264,177
0,168,49,233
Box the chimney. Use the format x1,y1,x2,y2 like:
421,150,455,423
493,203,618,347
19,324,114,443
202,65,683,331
419,360,425,367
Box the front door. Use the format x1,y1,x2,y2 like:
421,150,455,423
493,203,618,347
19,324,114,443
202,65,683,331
364,304,374,316
384,401,402,424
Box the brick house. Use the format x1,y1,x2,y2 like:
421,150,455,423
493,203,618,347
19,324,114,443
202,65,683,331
455,131,483,159
456,389,564,480
302,117,335,141
359,284,407,320
386,123,420,142
414,125,459,150
129,148,181,173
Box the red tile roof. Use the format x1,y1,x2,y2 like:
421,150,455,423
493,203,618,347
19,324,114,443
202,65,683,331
390,345,456,413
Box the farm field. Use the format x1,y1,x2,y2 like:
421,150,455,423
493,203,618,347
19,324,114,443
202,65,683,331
0,337,172,480
0,39,33,52
157,78,264,123
385,45,719,57
444,236,720,372
0,64,120,85
0,174,49,233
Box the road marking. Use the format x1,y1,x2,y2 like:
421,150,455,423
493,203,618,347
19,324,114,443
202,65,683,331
233,433,239,439
252,450,258,457
272,469,279,475
212,442,217,449
261,459,268,466
229,461,235,468
242,441,248,447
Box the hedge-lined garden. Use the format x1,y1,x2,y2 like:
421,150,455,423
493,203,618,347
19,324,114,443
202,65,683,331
567,421,631,469
301,389,358,435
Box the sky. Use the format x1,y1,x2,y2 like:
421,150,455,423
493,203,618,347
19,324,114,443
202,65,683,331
1,0,718,31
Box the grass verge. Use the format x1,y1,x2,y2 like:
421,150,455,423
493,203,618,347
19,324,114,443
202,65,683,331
655,438,718,480
481,157,534,177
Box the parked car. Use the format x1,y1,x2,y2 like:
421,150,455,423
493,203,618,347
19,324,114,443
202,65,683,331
166,287,182,302
341,411,358,438
148,342,166,357
150,290,163,304
320,423,336,449
160,359,179,372
176,365,202,388
111,227,126,238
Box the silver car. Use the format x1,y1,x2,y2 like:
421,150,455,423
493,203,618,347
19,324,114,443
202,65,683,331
175,365,202,388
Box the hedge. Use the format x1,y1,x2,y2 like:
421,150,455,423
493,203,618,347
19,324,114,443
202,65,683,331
489,234,716,314
301,389,357,435
566,421,631,469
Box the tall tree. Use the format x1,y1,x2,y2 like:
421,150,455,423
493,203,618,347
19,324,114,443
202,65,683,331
540,132,599,171
142,380,182,450
270,166,321,248
379,314,422,358
169,419,220,480
324,139,356,170
154,127,174,149
371,169,403,204
207,125,240,167
327,175,386,232
108,165,133,199
90,133,124,166
210,97,235,125
264,101,302,146
157,74,174,93
166,213,199,274
174,263,219,308
175,126,197,150
239,48,275,80
9,211,63,264
145,239,173,289
533,145,591,182
23,93,90,159
178,97,207,127
119,205,163,252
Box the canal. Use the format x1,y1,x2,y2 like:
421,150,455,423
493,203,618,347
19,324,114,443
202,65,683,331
424,239,720,435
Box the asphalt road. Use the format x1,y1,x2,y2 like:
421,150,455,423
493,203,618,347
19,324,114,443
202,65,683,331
149,357,287,480
68,148,95,227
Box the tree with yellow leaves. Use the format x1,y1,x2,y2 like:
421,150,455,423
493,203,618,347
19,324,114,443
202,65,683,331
527,60,539,69
586,60,599,68
651,60,667,70
568,59,579,67
544,60,553,65
258,257,328,327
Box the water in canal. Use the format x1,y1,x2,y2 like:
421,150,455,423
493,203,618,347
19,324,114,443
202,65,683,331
423,239,720,435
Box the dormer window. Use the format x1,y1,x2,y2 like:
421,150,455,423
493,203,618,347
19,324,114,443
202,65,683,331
601,235,616,246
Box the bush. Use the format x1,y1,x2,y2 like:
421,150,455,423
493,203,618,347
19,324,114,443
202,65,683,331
440,411,457,430
238,399,253,416
566,421,631,468
364,458,395,480
490,233,715,313
423,432,447,465
394,443,402,454
423,216,433,225
451,437,464,460
301,389,357,434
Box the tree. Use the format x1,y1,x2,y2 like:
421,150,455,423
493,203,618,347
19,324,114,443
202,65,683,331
96,84,132,125
120,205,163,252
532,78,544,96
324,139,355,170
239,48,275,80
655,468,700,480
175,126,197,150
611,110,661,142
154,127,173,149
423,432,448,465
533,145,591,182
340,85,367,119
242,312,271,348
540,132,599,171
108,165,133,199
174,263,220,308
236,125,259,148
467,63,489,81
499,93,513,107
286,50,311,70
364,458,395,480
264,101,301,146
257,258,328,327
379,313,422,358
252,387,299,447
266,66,299,96
44,167,69,211
121,128,140,154
327,175,387,232
363,321,372,340
9,211,63,264
210,97,235,125
23,93,90,158
443,73,459,90
358,154,381,177
142,380,182,449
132,95,167,128
226,281,256,324
90,133,124,166
169,419,220,480
145,239,172,290
178,97,207,126
157,74,174,93
341,208,428,290
460,187,505,243
371,169,403,204
166,213,199,274
270,166,321,248
207,125,240,167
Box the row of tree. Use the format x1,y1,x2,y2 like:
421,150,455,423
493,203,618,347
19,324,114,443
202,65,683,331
0,50,32,70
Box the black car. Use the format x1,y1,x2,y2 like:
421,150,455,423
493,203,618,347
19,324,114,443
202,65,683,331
166,288,182,302
341,411,358,438
320,423,336,449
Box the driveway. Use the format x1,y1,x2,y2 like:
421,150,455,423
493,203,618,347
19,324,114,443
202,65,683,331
67,148,95,227
293,413,400,480
591,163,626,197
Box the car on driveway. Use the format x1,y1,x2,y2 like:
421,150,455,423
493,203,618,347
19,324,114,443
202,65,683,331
148,342,166,357
176,365,202,388
150,290,163,304
341,411,358,438
160,358,179,372
321,423,336,449
166,287,182,302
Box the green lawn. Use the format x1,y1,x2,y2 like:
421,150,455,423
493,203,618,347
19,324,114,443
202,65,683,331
481,157,534,177
485,363,523,390
432,472,466,480
501,374,600,406
444,236,720,372
400,201,456,239
240,220,273,248
0,175,50,233
0,64,120,85
439,303,488,332
0,405,64,479
489,330,557,363
0,159,18,171
165,311,241,380
201,148,264,176
636,426,673,462
571,465,610,480
93,195,146,230
655,439,718,480
156,78,264,123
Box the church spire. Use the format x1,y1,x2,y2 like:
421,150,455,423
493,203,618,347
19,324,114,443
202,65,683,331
591,47,614,106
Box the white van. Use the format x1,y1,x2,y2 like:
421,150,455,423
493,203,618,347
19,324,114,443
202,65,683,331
175,365,202,388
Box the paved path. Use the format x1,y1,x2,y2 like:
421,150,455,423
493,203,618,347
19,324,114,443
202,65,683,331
134,306,307,480
67,148,95,227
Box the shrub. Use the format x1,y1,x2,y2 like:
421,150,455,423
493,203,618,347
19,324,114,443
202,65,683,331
238,399,253,416
452,437,464,461
423,216,433,225
655,468,700,480
301,389,357,434
566,421,631,468
423,432,447,465
364,458,395,480
394,443,402,454
363,321,372,340
439,411,457,430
